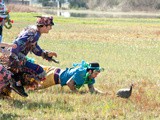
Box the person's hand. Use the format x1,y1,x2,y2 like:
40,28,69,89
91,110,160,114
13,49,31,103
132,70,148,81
42,51,58,62
12,44,17,49
9,44,17,49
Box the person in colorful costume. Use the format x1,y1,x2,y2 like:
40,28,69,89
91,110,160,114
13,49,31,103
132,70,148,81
0,43,17,97
35,60,105,94
9,15,57,97
0,63,12,97
0,1,20,98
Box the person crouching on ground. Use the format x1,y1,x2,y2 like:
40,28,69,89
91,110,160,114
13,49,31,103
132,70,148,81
9,15,57,97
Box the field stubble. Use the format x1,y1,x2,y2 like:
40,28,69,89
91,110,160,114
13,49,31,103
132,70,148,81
0,12,160,119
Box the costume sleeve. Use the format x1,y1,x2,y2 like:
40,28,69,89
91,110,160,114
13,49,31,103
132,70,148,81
32,43,43,56
72,69,86,86
11,36,27,55
72,69,95,89
11,42,22,56
9,38,23,68
10,36,27,66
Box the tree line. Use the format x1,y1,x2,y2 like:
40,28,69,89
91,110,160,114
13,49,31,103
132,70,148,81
4,0,160,12
69,0,160,11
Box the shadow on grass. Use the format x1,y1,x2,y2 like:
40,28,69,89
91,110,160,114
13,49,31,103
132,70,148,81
29,88,89,95
0,111,20,120
10,99,53,110
9,99,74,112
56,89,89,94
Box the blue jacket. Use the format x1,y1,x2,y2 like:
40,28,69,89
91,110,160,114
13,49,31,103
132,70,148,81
60,67,95,89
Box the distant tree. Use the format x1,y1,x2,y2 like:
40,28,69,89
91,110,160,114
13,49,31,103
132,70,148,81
121,0,160,11
68,0,88,9
32,0,160,11
57,0,66,8
82,0,160,11
87,0,120,10
37,0,65,7
38,0,53,7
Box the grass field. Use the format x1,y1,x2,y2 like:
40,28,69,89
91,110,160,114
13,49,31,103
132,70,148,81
0,12,160,120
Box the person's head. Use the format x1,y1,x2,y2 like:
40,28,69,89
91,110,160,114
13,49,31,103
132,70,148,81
36,15,54,34
87,62,104,79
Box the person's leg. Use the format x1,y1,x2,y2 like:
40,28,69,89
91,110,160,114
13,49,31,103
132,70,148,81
0,64,27,97
10,61,45,97
0,64,10,94
24,61,46,81
0,75,9,96
35,66,61,90
10,61,44,97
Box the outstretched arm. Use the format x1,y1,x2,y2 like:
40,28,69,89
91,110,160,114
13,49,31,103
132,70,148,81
88,84,106,94
32,43,57,60
0,43,17,48
66,79,78,93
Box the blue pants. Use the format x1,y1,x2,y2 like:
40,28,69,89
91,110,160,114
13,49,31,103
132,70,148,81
23,61,45,80
25,61,43,74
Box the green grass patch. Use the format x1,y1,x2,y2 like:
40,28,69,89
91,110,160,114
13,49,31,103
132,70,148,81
1,12,160,120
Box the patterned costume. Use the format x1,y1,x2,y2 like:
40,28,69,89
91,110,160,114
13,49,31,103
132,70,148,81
4,15,56,97
0,1,14,97
9,15,54,83
9,25,46,80
0,63,12,96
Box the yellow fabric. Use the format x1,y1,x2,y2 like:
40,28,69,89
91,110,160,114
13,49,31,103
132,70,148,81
36,66,58,90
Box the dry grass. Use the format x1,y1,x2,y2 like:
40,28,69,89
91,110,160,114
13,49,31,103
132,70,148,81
0,12,160,119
